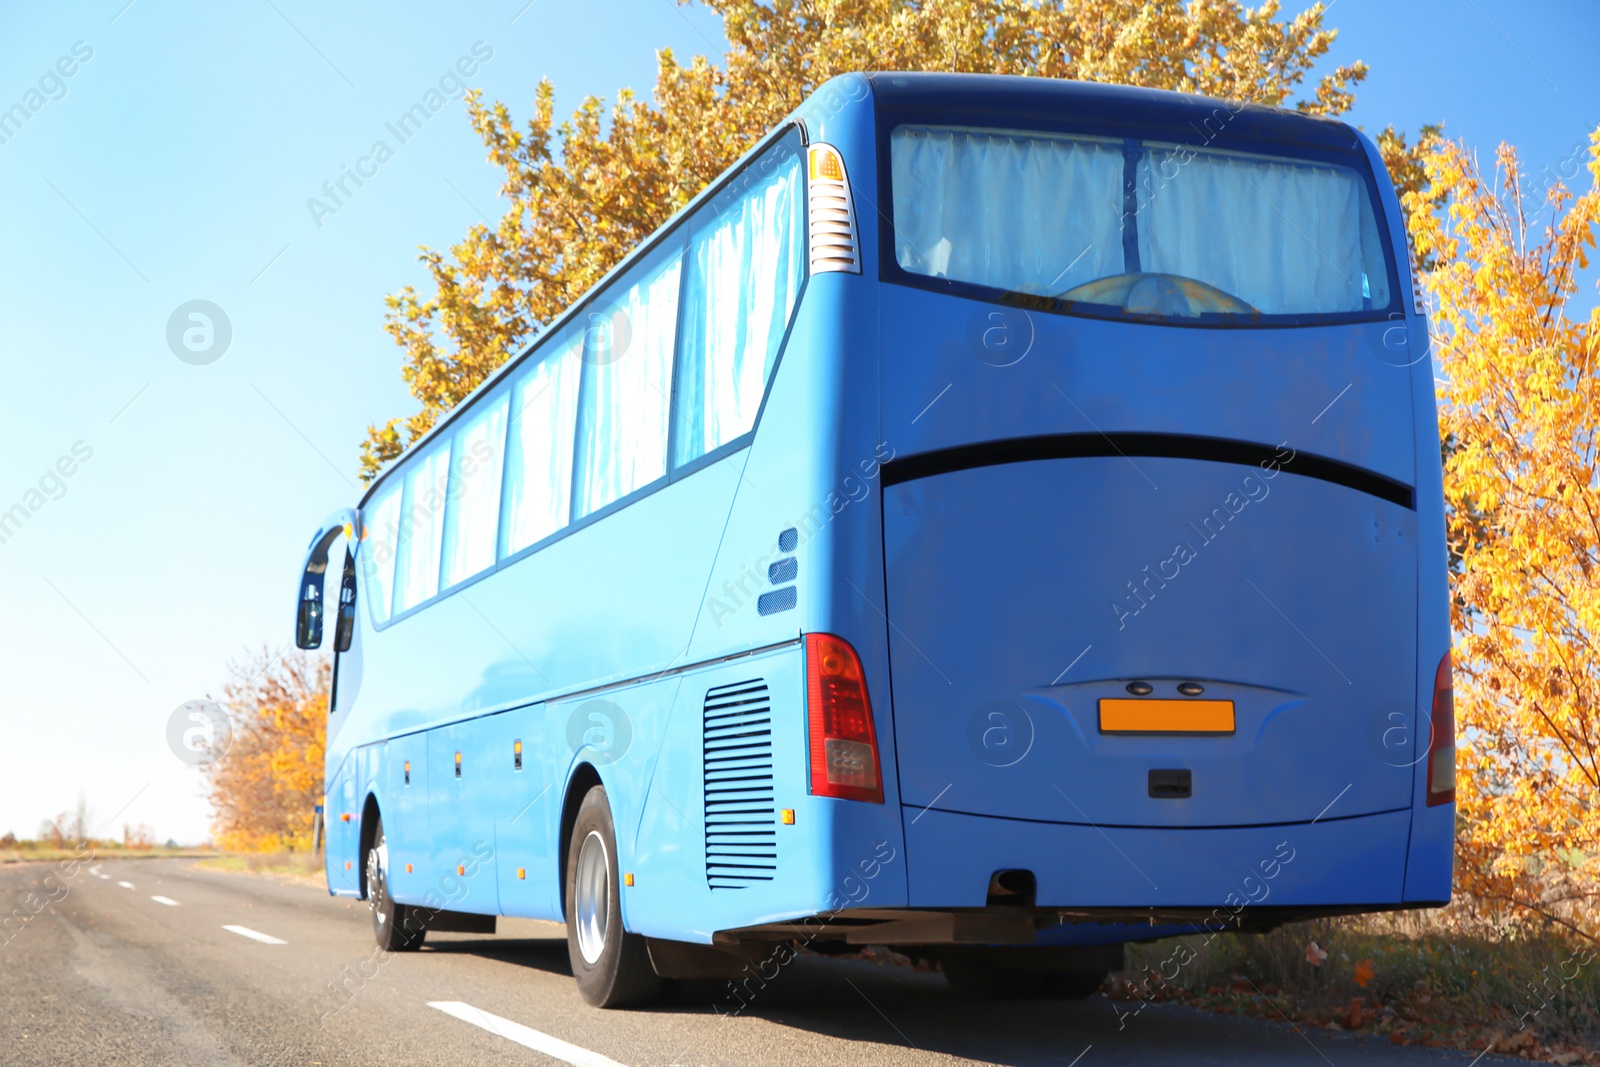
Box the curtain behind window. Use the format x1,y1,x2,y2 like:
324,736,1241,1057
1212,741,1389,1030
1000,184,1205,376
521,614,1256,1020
676,139,806,465
440,392,508,588
1137,149,1373,314
573,248,682,518
891,125,1126,295
360,481,402,625
501,332,583,556
393,444,451,613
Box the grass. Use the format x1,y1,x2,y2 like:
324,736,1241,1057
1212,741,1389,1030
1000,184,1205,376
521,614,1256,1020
0,844,212,865
195,850,325,886
1119,910,1599,1064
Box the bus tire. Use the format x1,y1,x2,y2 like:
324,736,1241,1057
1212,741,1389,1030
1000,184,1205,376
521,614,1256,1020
366,815,426,952
565,785,662,1008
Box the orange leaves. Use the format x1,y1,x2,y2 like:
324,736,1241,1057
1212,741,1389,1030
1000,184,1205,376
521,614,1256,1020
203,649,328,853
1412,126,1600,934
363,0,1375,483
1353,959,1376,988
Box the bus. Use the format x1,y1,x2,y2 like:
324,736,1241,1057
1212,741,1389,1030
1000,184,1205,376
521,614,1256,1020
295,71,1453,1008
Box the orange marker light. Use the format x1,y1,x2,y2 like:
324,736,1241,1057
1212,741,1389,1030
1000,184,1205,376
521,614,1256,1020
340,813,351,822
405,863,413,874
810,145,844,182
345,861,352,870
623,873,635,887
517,867,526,880
781,809,796,825
457,864,465,876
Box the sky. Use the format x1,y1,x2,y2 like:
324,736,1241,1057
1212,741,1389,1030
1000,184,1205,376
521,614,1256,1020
0,0,1594,846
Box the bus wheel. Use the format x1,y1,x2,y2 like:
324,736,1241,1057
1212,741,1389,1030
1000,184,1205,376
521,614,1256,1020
938,949,1046,998
366,816,425,952
565,785,661,1008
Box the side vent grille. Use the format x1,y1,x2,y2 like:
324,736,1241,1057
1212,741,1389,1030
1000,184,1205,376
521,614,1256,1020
703,679,776,889
807,143,861,274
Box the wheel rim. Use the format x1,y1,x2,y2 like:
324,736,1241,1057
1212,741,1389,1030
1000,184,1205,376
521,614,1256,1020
574,830,610,965
368,835,390,928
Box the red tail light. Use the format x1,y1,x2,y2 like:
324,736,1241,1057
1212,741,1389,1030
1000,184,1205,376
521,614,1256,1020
805,633,883,803
1426,651,1456,806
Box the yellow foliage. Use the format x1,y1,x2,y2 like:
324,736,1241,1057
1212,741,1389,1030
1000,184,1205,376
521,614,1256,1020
362,0,1379,481
1409,129,1600,935
204,649,327,853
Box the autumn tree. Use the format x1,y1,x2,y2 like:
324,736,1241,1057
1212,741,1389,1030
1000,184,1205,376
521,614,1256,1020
1410,130,1600,938
363,0,1395,480
204,649,328,853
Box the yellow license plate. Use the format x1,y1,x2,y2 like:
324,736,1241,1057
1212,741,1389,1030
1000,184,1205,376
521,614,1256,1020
1098,698,1235,735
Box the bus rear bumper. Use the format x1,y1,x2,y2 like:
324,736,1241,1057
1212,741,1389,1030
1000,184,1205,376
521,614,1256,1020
902,805,1413,910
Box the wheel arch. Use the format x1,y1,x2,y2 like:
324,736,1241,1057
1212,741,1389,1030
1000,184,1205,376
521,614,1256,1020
358,791,382,901
557,762,604,916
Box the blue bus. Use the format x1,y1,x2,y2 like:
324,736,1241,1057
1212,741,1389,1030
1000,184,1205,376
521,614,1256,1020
295,72,1453,1007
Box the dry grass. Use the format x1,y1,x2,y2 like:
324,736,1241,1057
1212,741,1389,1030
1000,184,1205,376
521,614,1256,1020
1119,907,1599,1064
194,850,325,886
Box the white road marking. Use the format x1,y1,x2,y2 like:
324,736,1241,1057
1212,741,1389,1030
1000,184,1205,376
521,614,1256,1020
150,896,179,906
98,874,110,880
117,881,135,889
428,1001,629,1067
222,925,286,945
88,865,102,875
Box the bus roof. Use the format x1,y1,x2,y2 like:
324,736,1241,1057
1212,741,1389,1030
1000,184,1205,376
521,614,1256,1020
865,71,1369,156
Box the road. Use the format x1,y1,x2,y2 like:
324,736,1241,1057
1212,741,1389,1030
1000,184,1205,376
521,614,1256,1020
0,858,1524,1067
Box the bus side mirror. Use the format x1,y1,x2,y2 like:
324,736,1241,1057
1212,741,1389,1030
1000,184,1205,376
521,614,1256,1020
332,548,357,653
295,509,358,651
296,573,325,649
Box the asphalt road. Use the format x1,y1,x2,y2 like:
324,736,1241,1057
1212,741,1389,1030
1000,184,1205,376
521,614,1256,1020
0,858,1526,1067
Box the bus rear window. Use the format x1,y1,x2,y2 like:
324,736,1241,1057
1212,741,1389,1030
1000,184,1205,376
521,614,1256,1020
888,124,1393,323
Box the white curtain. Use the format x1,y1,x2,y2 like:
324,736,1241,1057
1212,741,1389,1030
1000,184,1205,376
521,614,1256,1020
440,392,508,588
574,250,681,518
1137,149,1373,314
890,125,1125,295
676,145,805,465
360,480,402,625
501,333,583,555
393,443,451,613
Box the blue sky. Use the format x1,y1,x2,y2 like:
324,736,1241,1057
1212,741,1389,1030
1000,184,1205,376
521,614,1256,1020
0,0,1594,845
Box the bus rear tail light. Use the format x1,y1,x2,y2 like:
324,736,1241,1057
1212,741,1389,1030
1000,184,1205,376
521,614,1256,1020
1426,651,1456,806
807,144,861,274
806,633,883,803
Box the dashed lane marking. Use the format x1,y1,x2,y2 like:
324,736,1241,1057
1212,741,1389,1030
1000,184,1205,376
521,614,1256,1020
428,1001,630,1067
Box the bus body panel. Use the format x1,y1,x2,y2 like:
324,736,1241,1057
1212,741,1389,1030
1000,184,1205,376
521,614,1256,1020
384,730,430,904
426,715,501,914
491,702,557,919
875,286,1417,491
904,806,1408,909
884,454,1418,830
324,753,360,896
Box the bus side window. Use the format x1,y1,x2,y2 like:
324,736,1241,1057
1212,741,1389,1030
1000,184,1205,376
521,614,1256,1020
360,480,403,625
572,239,684,518
674,130,807,467
500,330,583,558
393,442,452,614
439,391,509,589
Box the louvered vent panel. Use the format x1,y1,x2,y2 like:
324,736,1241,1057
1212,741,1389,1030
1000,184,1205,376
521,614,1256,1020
703,679,776,889
807,144,861,274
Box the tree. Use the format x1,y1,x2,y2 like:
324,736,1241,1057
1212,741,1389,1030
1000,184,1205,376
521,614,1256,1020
1408,129,1600,938
362,0,1386,481
204,649,328,853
